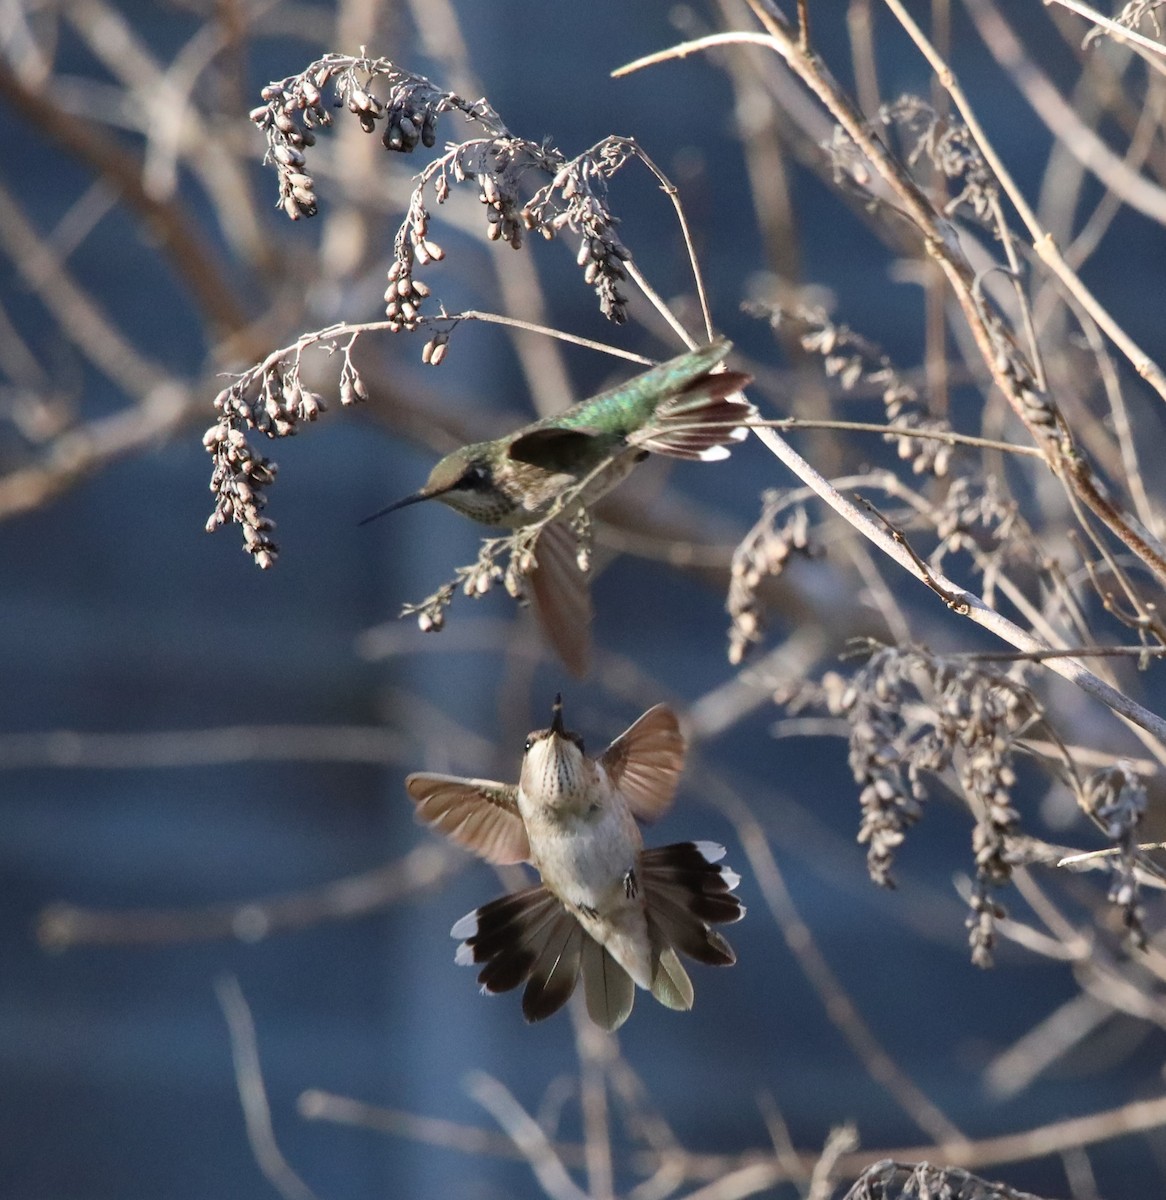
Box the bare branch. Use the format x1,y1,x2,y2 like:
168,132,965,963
216,976,321,1200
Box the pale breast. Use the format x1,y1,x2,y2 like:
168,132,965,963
526,789,642,914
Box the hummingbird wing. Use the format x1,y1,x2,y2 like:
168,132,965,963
600,704,686,822
580,935,636,1031
527,521,591,677
405,774,529,864
628,369,756,461
506,427,605,472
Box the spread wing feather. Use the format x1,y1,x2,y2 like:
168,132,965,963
600,704,686,822
406,774,529,865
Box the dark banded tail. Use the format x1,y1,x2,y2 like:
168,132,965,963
451,841,744,1030
451,884,632,1029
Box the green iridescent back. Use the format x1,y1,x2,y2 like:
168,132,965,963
526,339,731,440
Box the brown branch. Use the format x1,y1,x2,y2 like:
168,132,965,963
299,1084,1166,1189
615,16,1166,592
38,845,459,950
856,495,971,612
0,64,249,339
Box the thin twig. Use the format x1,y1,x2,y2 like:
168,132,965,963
756,417,1045,457
465,1071,590,1200
569,1007,616,1200
748,422,1166,739
1047,0,1166,63
958,645,1166,663
694,762,970,1149
215,976,321,1200
627,144,715,342
38,845,457,950
0,723,413,770
301,1081,1166,1188
856,495,971,611
879,0,1166,405
806,1124,860,1200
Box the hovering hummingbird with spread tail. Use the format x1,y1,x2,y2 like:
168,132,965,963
368,339,755,674
406,696,744,1030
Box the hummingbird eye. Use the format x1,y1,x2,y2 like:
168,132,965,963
524,736,533,753
460,463,489,490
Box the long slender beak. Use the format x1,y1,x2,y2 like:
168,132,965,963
357,489,432,527
551,693,565,735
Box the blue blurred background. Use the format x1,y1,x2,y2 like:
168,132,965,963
4,2,1166,1197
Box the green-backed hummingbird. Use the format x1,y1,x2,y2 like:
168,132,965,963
406,695,745,1030
370,338,755,673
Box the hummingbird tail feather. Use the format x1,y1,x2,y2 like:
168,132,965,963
453,884,588,1022
522,914,585,1022
640,842,745,987
453,883,575,1003
580,935,636,1031
632,370,757,462
649,947,695,1010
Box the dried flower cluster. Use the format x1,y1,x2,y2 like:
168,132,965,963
838,644,1039,965
748,301,954,477
929,474,1028,610
748,301,1036,611
250,53,639,331
1084,760,1148,946
770,669,852,717
400,525,547,634
844,1160,1051,1200
1083,1,1165,48
931,475,1019,556
841,645,932,890
207,56,670,567
521,137,639,322
249,54,457,221
204,339,367,566
879,96,1000,225
394,130,637,329
825,100,1066,446
726,495,812,664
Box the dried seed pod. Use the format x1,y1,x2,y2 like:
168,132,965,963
422,334,449,366
272,144,305,167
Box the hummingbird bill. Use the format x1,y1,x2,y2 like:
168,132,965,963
406,697,744,1031
371,339,755,675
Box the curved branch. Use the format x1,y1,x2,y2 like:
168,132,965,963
0,65,249,337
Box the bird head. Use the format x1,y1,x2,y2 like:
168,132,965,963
359,444,502,525
520,695,593,812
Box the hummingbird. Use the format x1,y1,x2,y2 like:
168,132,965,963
406,696,744,1030
368,339,755,674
